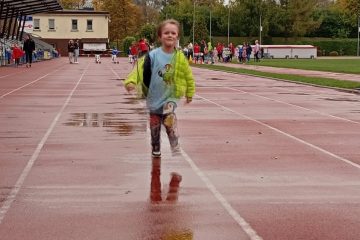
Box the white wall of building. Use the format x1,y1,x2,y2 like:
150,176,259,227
262,45,317,59
32,12,109,39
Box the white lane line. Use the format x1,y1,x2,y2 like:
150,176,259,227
0,65,65,99
224,86,360,125
0,63,90,225
195,68,360,125
197,94,360,170
109,66,263,240
179,148,263,240
0,73,16,79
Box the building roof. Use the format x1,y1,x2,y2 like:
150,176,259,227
81,0,94,10
39,9,109,15
0,0,62,19
261,45,316,49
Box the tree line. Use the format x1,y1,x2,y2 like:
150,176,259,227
60,0,359,44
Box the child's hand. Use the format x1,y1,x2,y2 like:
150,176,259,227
186,97,192,103
125,83,135,92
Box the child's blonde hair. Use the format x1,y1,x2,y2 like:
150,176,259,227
156,19,180,38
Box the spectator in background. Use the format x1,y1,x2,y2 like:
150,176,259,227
138,38,149,57
193,42,200,64
67,39,75,64
74,39,80,64
23,34,35,68
200,40,207,64
229,42,235,62
246,43,252,62
187,42,193,60
12,43,24,67
254,40,260,62
207,41,214,64
5,47,12,65
216,42,223,62
130,41,139,64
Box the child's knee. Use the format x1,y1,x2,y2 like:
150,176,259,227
163,113,175,128
163,102,176,114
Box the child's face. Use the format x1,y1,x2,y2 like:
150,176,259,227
159,24,178,48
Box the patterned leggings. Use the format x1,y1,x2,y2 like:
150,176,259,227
150,102,178,152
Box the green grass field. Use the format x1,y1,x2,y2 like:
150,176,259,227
247,58,360,74
194,64,360,90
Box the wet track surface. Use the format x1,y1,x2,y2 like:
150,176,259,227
0,57,360,239
217,62,360,82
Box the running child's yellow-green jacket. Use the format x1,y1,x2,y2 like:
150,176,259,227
124,50,195,99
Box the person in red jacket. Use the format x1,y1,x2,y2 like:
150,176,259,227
216,42,223,62
138,38,149,57
12,44,24,67
193,43,200,64
130,42,139,64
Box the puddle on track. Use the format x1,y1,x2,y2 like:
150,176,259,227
64,113,147,136
322,98,360,102
277,92,310,95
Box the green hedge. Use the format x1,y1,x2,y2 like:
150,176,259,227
295,39,358,56
183,36,358,56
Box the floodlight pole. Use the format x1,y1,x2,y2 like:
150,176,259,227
357,15,359,57
227,2,230,46
193,0,195,46
260,13,262,46
209,9,212,43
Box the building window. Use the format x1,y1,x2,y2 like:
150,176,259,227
48,19,55,30
34,19,40,30
87,19,93,31
71,19,78,31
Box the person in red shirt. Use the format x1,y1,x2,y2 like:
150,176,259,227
130,42,139,64
216,42,223,62
193,43,200,64
138,38,149,57
12,44,24,67
229,42,235,62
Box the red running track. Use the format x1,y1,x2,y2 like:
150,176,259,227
0,57,359,240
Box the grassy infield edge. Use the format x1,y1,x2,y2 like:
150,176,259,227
193,64,360,94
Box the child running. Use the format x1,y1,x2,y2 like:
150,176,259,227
124,19,195,157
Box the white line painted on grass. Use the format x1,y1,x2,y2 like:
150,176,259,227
0,65,65,99
0,63,90,224
197,94,360,170
110,65,263,240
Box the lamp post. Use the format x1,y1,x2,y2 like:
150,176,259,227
209,9,212,43
227,2,230,46
260,13,262,46
259,0,264,46
357,15,359,57
193,0,195,47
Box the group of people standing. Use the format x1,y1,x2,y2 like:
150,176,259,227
5,34,36,68
236,40,263,63
183,39,262,64
67,39,80,64
183,40,214,64
127,38,152,64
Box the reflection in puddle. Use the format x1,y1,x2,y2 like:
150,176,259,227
64,113,146,136
322,97,359,102
150,157,182,204
148,157,193,240
278,92,310,95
